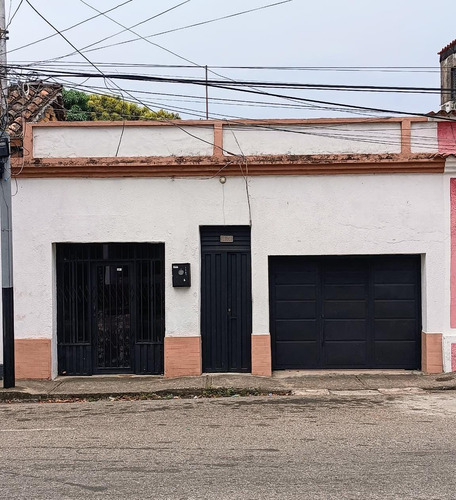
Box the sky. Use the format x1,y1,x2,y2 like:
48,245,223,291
4,0,456,120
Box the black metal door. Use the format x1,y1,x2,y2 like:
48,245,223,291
201,226,252,372
94,263,133,373
57,243,165,375
270,255,421,370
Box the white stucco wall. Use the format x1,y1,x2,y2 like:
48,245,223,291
30,122,420,159
33,125,215,158
411,122,439,153
223,123,402,155
11,173,447,376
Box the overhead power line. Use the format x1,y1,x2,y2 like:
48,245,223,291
3,0,133,56
4,65,451,94
11,63,455,123
23,0,244,157
73,0,192,63
46,74,382,118
29,76,444,153
76,0,201,73
36,0,294,64
8,61,442,73
13,0,455,156
6,0,23,29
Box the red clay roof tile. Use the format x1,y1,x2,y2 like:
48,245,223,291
6,82,65,139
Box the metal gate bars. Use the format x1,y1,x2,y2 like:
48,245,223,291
57,243,165,375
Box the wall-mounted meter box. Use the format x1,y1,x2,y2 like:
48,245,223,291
172,263,191,287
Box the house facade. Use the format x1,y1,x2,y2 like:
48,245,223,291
5,114,456,379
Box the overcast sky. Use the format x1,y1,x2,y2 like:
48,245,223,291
5,0,456,119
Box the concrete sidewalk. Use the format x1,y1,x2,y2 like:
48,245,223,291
1,370,456,401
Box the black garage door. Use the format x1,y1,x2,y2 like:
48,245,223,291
269,255,421,370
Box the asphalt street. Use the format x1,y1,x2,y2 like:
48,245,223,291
0,392,455,499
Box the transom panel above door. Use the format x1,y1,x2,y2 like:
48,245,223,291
200,226,252,373
269,255,421,370
57,243,165,375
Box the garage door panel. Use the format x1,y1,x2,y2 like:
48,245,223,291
374,300,416,319
276,284,316,300
325,271,366,284
374,270,417,284
324,301,367,319
324,342,367,367
275,342,319,369
275,320,318,341
324,284,366,300
374,284,416,300
274,271,317,285
374,319,417,340
374,341,418,368
324,320,367,341
275,301,316,319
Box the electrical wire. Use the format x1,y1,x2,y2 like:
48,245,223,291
6,0,23,29
8,64,456,123
8,61,442,73
42,0,293,63
4,65,449,94
71,0,192,63
6,1,451,159
6,66,448,152
25,74,442,153
3,0,133,56
23,0,242,158
67,0,297,133
76,0,201,73
228,124,252,226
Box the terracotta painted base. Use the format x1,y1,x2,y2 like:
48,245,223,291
164,336,202,378
15,338,51,380
251,334,272,377
421,332,443,374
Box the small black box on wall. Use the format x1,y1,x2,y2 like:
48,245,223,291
172,263,191,287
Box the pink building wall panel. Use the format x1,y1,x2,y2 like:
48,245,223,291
438,122,456,154
451,179,456,328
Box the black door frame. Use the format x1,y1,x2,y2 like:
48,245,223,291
200,226,252,373
269,254,422,370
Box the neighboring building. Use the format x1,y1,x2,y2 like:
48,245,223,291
4,46,456,380
7,82,65,153
440,39,456,112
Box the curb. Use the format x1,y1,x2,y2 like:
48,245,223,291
0,384,455,403
0,387,292,403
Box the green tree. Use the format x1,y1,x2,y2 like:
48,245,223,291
62,89,91,121
62,89,180,121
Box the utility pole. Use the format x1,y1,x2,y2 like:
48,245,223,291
205,65,209,119
0,0,15,388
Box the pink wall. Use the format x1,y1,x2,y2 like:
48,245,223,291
438,122,456,154
451,179,456,328
443,123,456,330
